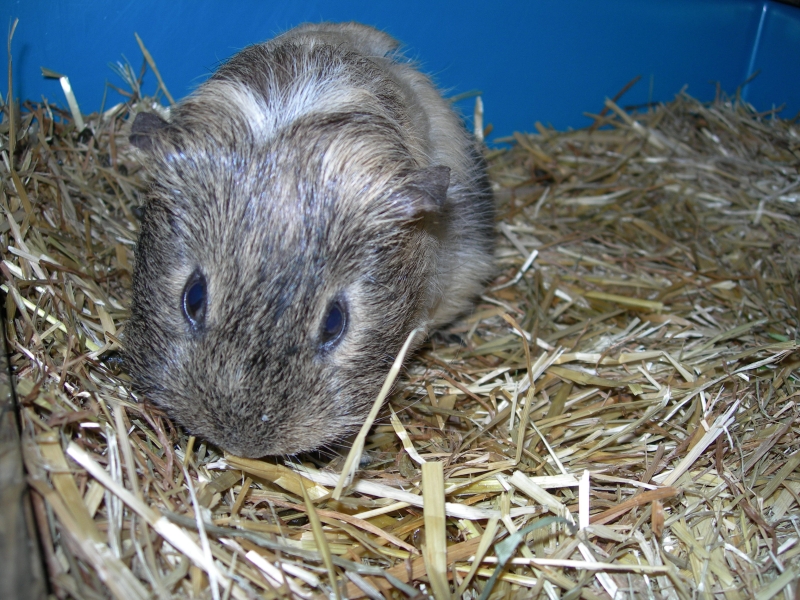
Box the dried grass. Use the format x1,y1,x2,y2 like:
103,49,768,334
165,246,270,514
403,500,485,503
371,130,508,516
2,40,800,599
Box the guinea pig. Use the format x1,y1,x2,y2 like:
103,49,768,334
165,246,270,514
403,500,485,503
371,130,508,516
125,22,494,457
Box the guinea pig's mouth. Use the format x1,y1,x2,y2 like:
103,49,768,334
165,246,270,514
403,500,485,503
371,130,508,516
212,427,338,459
221,441,315,459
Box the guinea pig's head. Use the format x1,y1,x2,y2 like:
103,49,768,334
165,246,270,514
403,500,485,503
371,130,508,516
125,108,448,457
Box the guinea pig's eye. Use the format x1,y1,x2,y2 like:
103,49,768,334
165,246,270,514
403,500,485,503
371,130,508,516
182,270,207,328
320,298,347,348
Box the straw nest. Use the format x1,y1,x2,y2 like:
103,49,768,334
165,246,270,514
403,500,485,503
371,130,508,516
2,44,800,599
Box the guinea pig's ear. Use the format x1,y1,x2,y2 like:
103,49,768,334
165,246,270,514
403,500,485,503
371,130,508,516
129,112,169,152
395,165,450,219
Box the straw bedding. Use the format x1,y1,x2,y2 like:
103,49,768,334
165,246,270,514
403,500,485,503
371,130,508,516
2,43,800,599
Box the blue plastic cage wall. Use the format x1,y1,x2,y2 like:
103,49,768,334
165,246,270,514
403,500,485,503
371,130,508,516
3,0,800,140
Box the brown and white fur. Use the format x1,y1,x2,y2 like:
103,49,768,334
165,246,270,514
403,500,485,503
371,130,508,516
125,22,494,457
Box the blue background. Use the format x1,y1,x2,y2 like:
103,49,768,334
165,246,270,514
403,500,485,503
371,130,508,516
4,1,800,140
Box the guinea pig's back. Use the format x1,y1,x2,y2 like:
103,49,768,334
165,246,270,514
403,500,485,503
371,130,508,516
280,23,482,188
